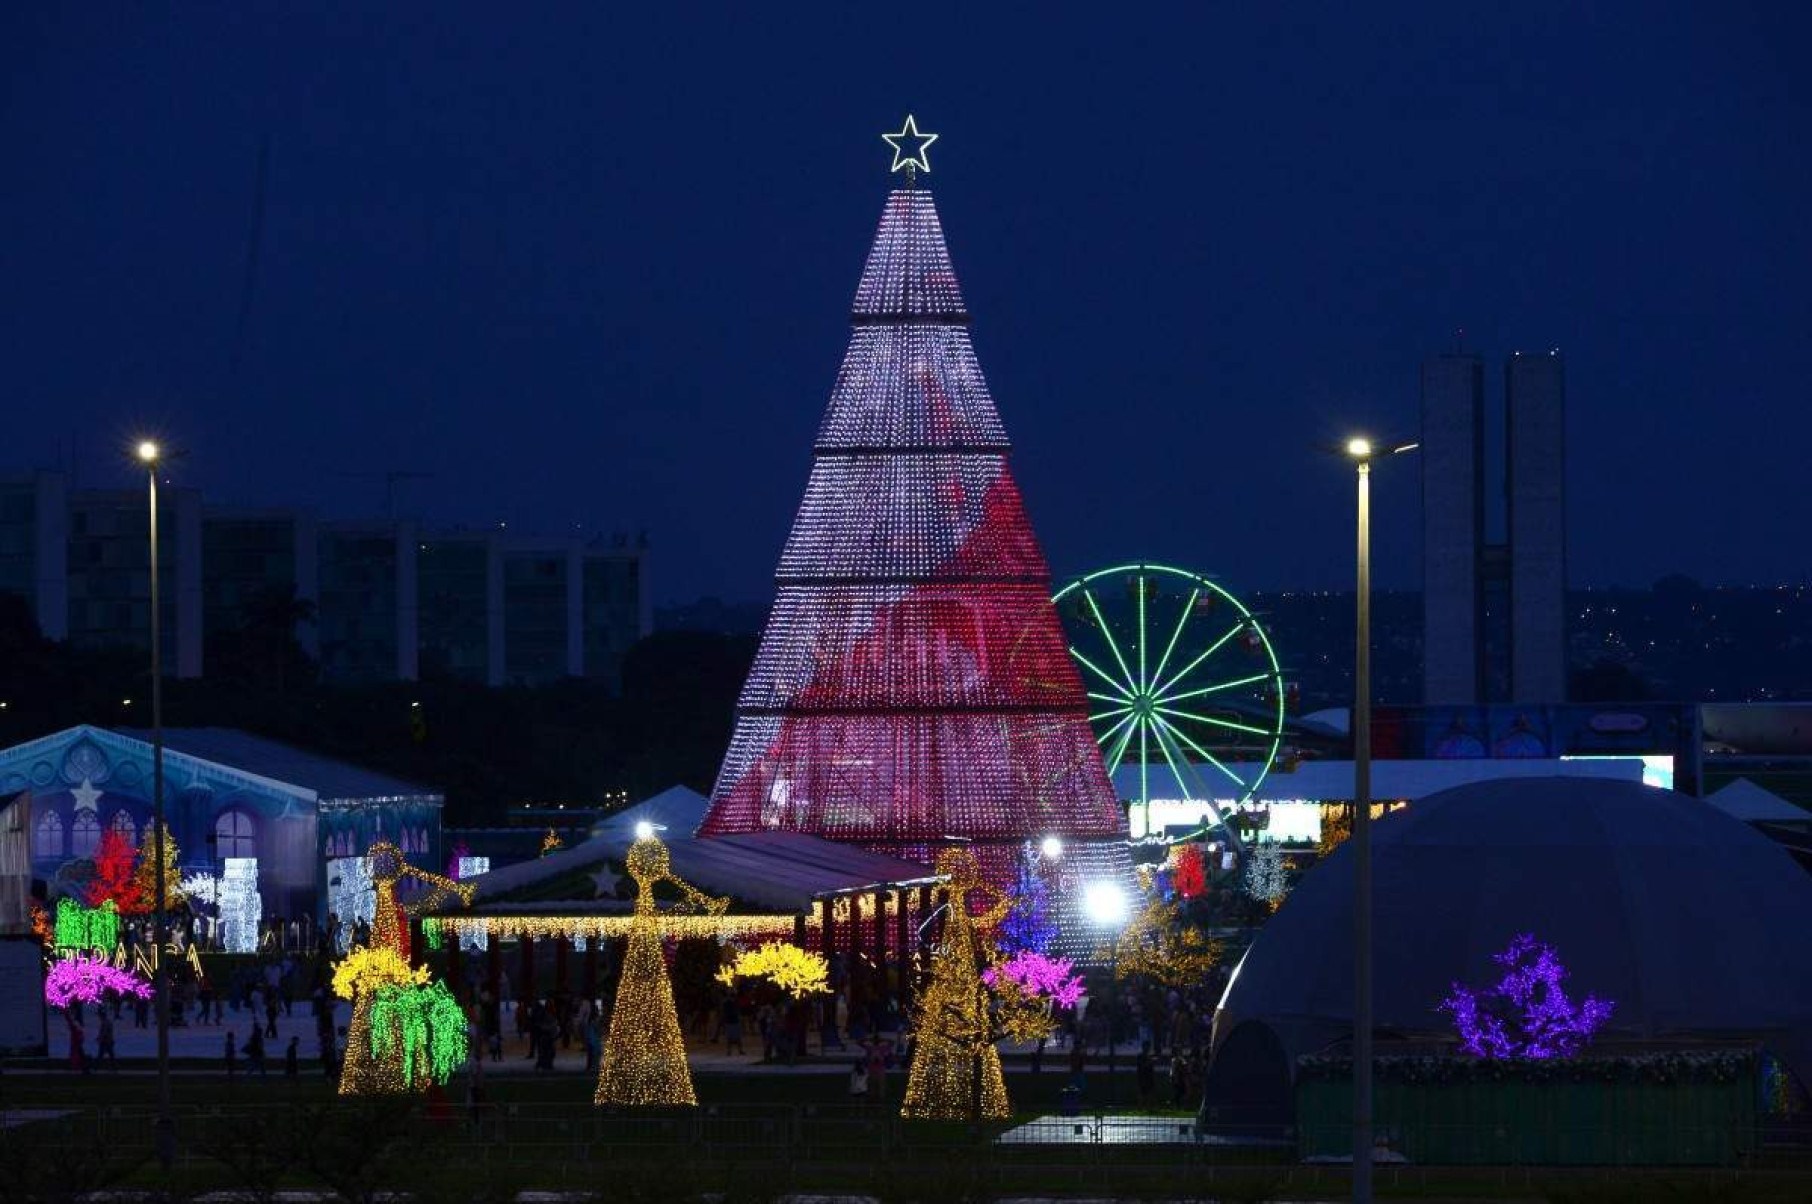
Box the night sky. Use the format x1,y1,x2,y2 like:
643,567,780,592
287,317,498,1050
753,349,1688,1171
5,4,1807,604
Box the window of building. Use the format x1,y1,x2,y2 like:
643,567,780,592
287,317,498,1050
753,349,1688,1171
71,811,101,857
215,808,257,859
109,810,137,845
34,811,64,858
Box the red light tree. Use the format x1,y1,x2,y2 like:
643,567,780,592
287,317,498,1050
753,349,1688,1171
85,829,145,913
698,154,1126,881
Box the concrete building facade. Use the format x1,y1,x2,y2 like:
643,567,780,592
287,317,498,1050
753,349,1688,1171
1418,349,1568,705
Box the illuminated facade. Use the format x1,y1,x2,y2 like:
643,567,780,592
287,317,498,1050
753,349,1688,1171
699,178,1126,870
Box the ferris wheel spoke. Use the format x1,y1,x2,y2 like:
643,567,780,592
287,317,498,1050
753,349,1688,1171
1151,619,1247,698
1139,715,1150,818
1154,705,1271,737
1136,576,1148,695
1071,647,1132,698
1149,720,1194,800
1148,588,1199,691
1157,714,1252,790
1083,590,1138,692
1159,671,1273,706
1104,713,1139,775
1090,702,1135,723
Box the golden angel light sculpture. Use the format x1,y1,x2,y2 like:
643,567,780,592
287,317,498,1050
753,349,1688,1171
335,840,474,1096
595,828,728,1107
901,846,1058,1121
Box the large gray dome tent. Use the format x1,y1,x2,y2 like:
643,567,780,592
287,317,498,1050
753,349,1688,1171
1203,777,1812,1129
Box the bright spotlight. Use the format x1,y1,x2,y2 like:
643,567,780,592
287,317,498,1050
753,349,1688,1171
633,821,655,841
1083,880,1128,927
136,441,160,463
1345,437,1372,459
1040,835,1064,860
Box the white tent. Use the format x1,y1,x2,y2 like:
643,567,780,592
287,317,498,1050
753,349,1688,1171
1707,778,1809,824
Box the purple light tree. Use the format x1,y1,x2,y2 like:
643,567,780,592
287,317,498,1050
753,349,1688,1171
1440,934,1615,1059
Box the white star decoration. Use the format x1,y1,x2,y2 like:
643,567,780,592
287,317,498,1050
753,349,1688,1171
590,866,622,899
71,778,102,813
882,114,938,175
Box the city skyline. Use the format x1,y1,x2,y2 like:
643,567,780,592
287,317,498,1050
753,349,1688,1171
5,5,1808,604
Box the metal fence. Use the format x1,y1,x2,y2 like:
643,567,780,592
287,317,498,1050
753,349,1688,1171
5,1101,1810,1203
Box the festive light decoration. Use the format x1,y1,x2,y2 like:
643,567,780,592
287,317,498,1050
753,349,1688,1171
1170,843,1207,900
540,828,563,857
327,854,377,936
982,950,1084,1010
1102,892,1219,987
334,842,473,1096
997,845,1057,956
439,912,808,949
698,140,1126,877
129,821,185,912
368,980,468,1088
596,832,728,1108
902,848,1056,1121
1440,934,1615,1059
29,900,54,947
54,898,120,954
715,941,830,998
1051,563,1286,834
882,113,938,175
332,945,427,1000
1242,843,1290,911
45,956,152,1009
219,857,261,954
455,855,491,880
85,828,146,912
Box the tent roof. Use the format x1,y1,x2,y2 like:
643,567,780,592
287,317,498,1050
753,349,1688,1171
1708,778,1809,823
114,727,438,803
459,823,939,914
1216,776,1812,1086
588,784,711,846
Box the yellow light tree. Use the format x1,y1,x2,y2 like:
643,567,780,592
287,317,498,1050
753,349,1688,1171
1105,891,1220,988
595,831,727,1107
901,848,1060,1121
716,941,830,999
334,841,473,1096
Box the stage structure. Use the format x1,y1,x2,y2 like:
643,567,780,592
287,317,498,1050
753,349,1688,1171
699,119,1130,906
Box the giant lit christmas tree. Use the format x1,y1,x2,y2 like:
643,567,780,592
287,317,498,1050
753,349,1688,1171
700,118,1128,885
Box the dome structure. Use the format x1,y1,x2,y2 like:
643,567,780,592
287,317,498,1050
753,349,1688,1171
1208,777,1812,1123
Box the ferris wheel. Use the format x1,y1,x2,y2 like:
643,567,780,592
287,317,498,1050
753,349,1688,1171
1052,563,1287,844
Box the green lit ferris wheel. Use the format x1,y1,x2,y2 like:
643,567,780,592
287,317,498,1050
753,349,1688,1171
1052,563,1286,843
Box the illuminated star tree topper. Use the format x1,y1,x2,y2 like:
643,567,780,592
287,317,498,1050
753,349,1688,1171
882,113,938,177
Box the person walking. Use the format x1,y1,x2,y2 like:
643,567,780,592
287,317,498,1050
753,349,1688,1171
581,1009,601,1075
721,995,745,1055
97,1009,117,1072
285,1036,300,1079
244,1026,268,1077
66,1012,87,1075
264,990,280,1039
848,1058,869,1103
1136,1043,1156,1106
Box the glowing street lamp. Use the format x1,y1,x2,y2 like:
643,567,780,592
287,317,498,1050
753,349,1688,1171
634,821,656,841
1083,879,1129,1091
1341,433,1415,1204
1039,835,1064,860
136,437,173,1168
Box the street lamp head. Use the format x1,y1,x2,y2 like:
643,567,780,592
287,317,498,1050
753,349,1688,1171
136,440,161,464
1083,880,1129,928
633,821,656,841
1040,835,1064,860
1345,437,1372,460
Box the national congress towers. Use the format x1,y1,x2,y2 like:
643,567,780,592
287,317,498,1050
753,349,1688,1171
1421,348,1567,705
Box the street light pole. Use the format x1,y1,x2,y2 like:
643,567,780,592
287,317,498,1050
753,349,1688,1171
1339,436,1414,1204
138,440,174,1169
1348,439,1374,1204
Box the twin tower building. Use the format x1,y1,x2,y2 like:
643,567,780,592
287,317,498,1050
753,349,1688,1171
1422,349,1568,707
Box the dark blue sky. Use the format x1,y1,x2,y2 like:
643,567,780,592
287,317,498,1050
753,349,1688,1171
5,4,1807,603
